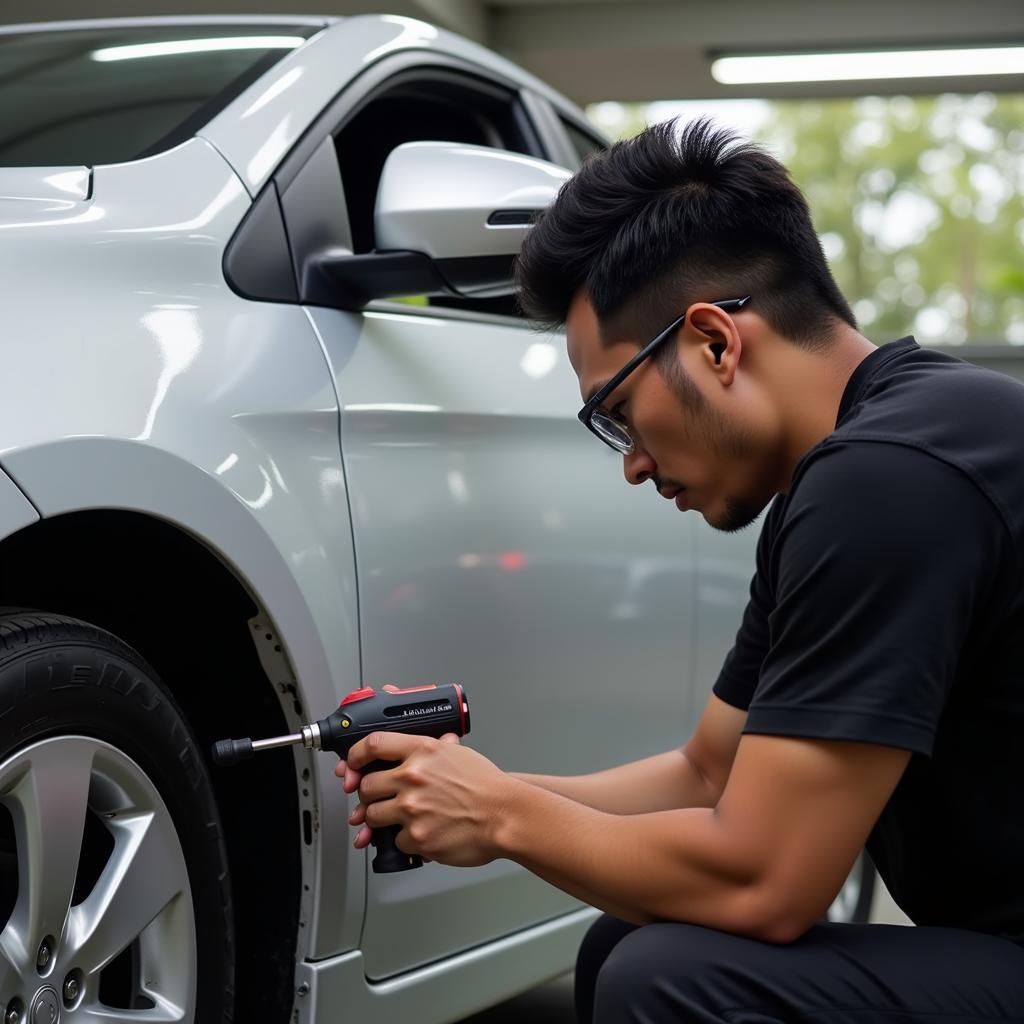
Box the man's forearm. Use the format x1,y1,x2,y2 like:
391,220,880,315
493,777,763,932
509,748,720,815
504,751,722,921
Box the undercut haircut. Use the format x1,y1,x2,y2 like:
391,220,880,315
515,118,856,351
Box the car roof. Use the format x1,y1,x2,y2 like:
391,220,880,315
0,14,335,36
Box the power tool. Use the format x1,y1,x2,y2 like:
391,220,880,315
212,682,470,873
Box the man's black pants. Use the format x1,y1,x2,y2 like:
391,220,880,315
575,914,1024,1022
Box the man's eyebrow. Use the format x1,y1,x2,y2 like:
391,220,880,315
584,378,612,405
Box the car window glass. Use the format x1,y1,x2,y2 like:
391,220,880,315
0,24,318,166
560,118,606,164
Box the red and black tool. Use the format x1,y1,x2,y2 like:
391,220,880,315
212,683,470,873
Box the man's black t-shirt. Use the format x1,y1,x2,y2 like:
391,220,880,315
713,337,1024,942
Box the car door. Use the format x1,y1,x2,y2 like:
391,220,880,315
281,61,701,980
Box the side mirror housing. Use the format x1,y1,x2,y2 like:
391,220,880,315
375,141,572,266
305,142,572,309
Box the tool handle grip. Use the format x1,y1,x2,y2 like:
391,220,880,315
363,759,423,873
371,824,422,873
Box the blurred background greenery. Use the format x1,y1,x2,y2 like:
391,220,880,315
586,94,1024,347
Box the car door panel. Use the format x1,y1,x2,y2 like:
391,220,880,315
307,304,698,978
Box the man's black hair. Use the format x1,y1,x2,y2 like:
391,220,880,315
515,118,856,350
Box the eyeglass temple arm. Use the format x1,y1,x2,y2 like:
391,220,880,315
578,296,750,423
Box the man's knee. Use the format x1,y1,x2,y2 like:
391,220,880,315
574,916,640,1024
593,922,735,1022
577,915,638,976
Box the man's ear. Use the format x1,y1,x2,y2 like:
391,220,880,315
686,303,742,387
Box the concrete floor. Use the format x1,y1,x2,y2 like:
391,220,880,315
456,878,912,1023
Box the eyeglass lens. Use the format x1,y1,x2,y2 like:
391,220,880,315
591,410,633,453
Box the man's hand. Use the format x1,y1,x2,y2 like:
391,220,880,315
337,732,461,847
337,731,510,867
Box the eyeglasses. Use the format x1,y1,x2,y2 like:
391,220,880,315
577,296,750,454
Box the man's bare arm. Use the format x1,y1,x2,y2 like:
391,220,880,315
510,694,746,814
495,735,911,939
344,694,745,919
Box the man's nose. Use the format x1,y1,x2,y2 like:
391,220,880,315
623,447,656,486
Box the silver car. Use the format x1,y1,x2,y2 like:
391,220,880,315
0,14,872,1024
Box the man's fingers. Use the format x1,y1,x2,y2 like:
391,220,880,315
440,732,461,744
362,797,401,829
335,760,363,794
349,802,372,849
348,731,421,770
357,764,402,805
344,762,362,793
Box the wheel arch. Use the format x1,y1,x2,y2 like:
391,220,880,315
0,429,363,965
0,508,305,1020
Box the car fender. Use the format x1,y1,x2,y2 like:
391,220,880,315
0,137,362,961
0,436,362,960
0,463,39,539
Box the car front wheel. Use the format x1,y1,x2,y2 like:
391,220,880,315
0,611,232,1023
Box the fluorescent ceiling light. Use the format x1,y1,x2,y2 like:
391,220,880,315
711,46,1024,85
91,36,304,62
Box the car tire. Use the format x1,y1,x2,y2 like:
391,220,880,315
826,851,876,924
0,609,233,1023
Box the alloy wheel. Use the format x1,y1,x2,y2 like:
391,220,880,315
0,736,196,1023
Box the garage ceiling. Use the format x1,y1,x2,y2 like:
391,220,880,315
3,0,1023,104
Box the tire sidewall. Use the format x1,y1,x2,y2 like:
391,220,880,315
0,614,233,1022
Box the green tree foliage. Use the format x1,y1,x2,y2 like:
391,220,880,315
590,95,1024,346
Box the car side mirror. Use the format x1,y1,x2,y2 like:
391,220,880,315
304,142,572,309
375,141,572,274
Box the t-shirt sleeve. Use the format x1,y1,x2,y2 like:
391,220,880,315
741,442,1004,756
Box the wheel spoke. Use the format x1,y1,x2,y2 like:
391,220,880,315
0,923,26,994
67,810,189,975
3,738,94,949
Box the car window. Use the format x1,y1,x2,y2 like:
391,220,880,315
332,71,543,317
560,117,606,164
0,24,319,166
